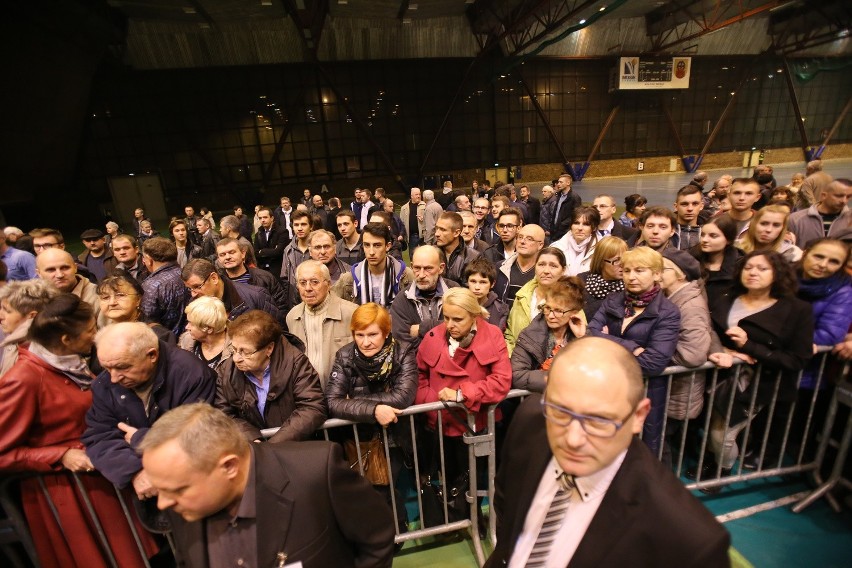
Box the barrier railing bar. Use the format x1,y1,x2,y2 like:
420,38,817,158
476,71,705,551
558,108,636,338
71,472,119,568
111,484,152,568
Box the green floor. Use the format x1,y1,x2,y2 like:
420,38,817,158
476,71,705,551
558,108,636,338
392,476,852,567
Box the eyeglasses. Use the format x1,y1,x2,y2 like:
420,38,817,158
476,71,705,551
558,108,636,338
297,278,325,288
186,273,212,292
473,205,489,210
33,242,60,250
603,257,621,266
517,235,542,244
541,397,634,438
539,304,583,323
496,223,519,231
232,345,266,359
98,292,138,302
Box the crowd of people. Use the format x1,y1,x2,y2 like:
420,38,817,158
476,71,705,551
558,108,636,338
0,159,850,567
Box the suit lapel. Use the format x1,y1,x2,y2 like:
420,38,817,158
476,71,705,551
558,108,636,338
254,446,295,565
568,439,645,568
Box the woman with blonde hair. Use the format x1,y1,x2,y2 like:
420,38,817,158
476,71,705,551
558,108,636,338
588,246,681,457
736,204,802,262
0,279,58,376
179,295,231,369
415,287,511,525
578,235,627,318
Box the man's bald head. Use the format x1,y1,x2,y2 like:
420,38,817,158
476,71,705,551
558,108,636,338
516,224,545,258
412,244,442,265
543,337,650,477
36,249,78,292
95,322,161,390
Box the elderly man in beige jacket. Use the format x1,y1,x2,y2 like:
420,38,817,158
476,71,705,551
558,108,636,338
286,260,358,389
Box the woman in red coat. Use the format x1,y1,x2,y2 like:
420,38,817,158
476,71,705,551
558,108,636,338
416,287,512,509
0,294,158,568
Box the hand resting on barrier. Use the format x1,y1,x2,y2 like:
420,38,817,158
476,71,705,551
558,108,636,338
374,404,401,426
61,448,94,472
132,469,159,500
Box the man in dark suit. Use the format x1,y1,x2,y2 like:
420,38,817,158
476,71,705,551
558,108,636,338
550,174,582,241
486,337,729,568
140,403,396,568
254,206,289,277
592,194,638,241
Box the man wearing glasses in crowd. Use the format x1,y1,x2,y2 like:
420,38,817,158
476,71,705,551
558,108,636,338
181,258,284,324
486,336,730,568
484,207,524,266
493,224,545,307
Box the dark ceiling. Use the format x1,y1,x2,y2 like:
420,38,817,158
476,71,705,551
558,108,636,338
99,0,851,69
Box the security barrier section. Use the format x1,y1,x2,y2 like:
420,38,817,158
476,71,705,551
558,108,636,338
1,347,848,568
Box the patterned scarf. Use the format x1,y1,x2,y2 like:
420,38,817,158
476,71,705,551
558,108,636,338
623,284,661,318
356,257,401,308
353,335,396,384
584,273,624,299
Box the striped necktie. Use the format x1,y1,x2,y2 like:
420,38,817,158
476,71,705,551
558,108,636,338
527,473,576,568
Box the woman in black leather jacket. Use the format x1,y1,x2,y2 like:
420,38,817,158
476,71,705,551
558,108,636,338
325,302,417,533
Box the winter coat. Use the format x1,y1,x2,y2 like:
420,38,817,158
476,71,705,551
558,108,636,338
797,273,852,389
389,278,458,350
588,290,681,377
504,278,540,356
141,263,189,336
415,320,511,436
445,239,481,284
215,333,327,443
788,205,852,249
400,200,426,239
483,291,509,331
665,281,713,420
83,341,217,487
326,340,418,422
510,315,551,393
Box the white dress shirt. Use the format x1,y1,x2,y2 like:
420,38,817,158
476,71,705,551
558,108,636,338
508,451,627,568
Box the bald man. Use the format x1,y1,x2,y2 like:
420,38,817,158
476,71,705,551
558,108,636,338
486,337,729,568
36,248,100,319
389,245,458,348
82,322,216,499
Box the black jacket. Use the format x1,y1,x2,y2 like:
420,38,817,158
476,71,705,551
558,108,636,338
551,190,582,241
222,279,285,325
510,315,551,393
326,340,418,427
254,225,289,276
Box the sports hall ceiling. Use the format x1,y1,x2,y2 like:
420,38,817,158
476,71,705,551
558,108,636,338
100,0,851,69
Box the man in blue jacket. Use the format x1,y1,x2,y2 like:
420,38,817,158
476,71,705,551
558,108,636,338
82,322,216,499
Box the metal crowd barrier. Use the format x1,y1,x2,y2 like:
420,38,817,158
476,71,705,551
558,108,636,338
1,346,847,568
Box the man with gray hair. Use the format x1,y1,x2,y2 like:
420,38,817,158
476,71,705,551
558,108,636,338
400,187,426,250
422,189,444,245
82,322,216,500
219,214,257,266
139,403,395,567
308,229,349,284
287,260,358,388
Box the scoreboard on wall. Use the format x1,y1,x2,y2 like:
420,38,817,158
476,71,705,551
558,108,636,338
609,57,691,91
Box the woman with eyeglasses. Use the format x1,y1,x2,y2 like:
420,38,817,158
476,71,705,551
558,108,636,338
511,276,586,393
0,294,159,567
178,296,232,370
97,271,175,344
588,247,681,457
0,279,58,377
578,235,627,319
552,206,601,276
735,204,802,262
505,246,567,355
214,309,326,443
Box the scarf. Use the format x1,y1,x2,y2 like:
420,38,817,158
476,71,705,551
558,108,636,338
798,272,851,301
584,273,624,300
448,325,477,357
624,284,661,318
353,335,396,384
28,341,95,390
357,257,400,307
